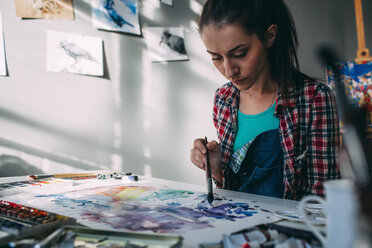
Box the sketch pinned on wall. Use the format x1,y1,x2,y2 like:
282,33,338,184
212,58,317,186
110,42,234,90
0,13,7,76
160,0,173,6
14,0,74,19
146,27,188,62
92,0,141,36
47,30,103,76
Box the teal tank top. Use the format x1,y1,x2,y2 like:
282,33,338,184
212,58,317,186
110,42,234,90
233,103,279,152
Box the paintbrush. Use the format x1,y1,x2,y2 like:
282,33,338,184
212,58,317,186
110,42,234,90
26,172,115,181
205,137,214,204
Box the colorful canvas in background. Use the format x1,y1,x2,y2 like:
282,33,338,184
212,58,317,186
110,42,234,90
0,13,6,76
326,61,372,125
47,30,104,76
14,0,74,19
92,0,141,36
146,27,188,62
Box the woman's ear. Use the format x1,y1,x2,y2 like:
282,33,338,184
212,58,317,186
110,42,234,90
265,24,278,48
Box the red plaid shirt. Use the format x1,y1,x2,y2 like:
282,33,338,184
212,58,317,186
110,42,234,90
213,80,340,200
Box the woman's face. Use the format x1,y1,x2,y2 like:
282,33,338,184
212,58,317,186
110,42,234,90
201,23,271,91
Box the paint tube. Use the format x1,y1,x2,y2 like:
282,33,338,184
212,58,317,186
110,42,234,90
224,228,279,248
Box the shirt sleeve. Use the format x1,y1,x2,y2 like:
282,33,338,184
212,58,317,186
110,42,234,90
305,84,341,196
212,92,224,188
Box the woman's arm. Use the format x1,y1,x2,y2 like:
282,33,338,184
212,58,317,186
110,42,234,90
305,84,341,196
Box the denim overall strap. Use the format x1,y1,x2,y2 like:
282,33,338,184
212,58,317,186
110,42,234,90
238,129,284,198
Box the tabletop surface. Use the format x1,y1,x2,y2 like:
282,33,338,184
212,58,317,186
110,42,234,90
0,173,302,247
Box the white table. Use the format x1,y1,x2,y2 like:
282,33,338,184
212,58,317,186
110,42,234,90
0,174,304,247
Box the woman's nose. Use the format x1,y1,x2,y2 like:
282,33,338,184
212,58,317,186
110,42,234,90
223,59,238,80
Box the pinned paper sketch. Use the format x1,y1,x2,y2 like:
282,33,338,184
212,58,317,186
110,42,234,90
92,0,141,36
146,27,188,62
160,0,173,6
0,13,7,76
47,30,103,76
14,0,74,19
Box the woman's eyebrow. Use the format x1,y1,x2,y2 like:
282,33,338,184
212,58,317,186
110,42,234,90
206,44,248,55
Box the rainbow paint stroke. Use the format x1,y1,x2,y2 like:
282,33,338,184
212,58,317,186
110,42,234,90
33,185,258,233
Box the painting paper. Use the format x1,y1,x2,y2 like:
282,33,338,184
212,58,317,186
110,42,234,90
0,13,6,76
146,27,188,62
327,61,372,125
47,30,103,76
160,0,173,6
14,0,74,19
92,0,141,36
1,178,280,247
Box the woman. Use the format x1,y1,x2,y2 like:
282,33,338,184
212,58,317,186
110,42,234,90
190,0,340,200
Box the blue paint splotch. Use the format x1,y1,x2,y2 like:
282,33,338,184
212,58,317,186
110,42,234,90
197,202,258,220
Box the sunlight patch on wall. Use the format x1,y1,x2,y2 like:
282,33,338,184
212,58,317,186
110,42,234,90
190,0,202,15
141,0,160,20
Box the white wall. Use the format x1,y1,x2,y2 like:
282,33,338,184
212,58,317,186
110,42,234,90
0,0,370,185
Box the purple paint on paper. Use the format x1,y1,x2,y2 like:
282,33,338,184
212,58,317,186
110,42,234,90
83,203,212,233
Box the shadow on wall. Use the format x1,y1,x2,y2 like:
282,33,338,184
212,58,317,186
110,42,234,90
0,154,43,177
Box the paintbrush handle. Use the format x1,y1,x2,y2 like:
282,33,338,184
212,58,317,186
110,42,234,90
27,172,115,180
205,137,214,204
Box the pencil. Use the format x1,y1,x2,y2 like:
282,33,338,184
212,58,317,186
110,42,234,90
205,137,214,204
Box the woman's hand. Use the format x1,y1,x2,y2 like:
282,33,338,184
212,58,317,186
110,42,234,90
190,138,223,184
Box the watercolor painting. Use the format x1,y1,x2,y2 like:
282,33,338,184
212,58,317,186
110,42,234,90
47,30,103,76
0,13,6,76
1,178,278,246
146,27,188,62
14,0,74,19
327,61,372,126
160,0,173,6
92,0,141,36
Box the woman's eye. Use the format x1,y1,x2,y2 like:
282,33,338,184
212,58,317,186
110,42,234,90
212,56,222,61
233,51,246,58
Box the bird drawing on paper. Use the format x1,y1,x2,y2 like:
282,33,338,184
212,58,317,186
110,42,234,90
160,30,187,55
59,40,98,69
103,0,134,28
29,0,62,14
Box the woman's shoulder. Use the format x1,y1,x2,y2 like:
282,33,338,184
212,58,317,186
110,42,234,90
296,79,335,98
215,82,239,99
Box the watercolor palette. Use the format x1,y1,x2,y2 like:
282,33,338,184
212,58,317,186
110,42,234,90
0,200,76,246
0,178,73,197
41,225,182,248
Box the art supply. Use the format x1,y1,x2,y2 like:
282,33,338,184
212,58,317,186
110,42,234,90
273,210,325,225
299,179,357,248
38,225,183,248
97,173,114,180
128,175,139,181
0,200,74,225
27,172,114,181
205,137,214,204
0,200,76,247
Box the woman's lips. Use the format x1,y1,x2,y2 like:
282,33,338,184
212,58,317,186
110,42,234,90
232,78,247,84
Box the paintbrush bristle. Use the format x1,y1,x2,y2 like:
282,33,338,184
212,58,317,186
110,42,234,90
207,193,214,204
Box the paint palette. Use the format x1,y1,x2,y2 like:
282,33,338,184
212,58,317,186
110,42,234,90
41,225,183,248
0,200,73,224
0,200,76,246
274,210,325,225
